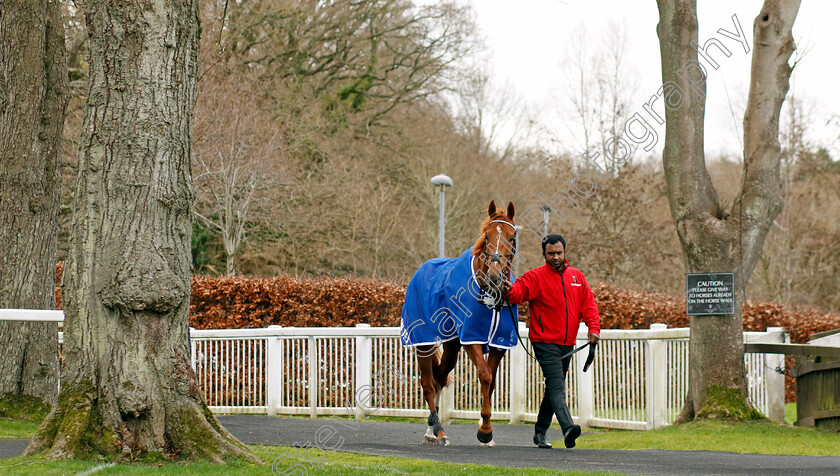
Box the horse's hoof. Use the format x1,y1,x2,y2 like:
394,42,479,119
476,429,493,444
479,439,496,447
424,427,450,446
424,427,437,444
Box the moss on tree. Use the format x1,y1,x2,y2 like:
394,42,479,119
26,380,97,458
695,386,764,421
164,402,260,463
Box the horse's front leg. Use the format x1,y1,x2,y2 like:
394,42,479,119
463,344,495,446
487,347,507,404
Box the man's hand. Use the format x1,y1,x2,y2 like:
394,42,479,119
499,280,512,294
587,332,600,345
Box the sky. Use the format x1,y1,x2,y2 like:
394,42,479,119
467,0,840,161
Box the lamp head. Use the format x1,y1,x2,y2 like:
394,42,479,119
430,174,453,187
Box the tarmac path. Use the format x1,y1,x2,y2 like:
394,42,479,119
3,415,840,475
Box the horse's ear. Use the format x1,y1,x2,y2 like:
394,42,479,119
507,201,515,219
488,200,496,216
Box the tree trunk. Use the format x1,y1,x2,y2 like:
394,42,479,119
0,0,67,407
655,0,799,420
224,228,237,276
25,0,259,462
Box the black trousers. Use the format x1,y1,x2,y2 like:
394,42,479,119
532,342,575,436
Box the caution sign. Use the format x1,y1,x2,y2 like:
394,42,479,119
686,273,735,316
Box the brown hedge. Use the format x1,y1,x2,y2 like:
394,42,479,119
189,275,406,329
590,282,840,344
55,263,839,342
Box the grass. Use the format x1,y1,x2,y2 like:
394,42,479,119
0,394,50,441
0,418,41,440
0,394,50,423
256,446,615,475
0,445,617,475
785,402,797,425
575,418,840,456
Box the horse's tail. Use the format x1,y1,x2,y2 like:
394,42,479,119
430,346,441,375
428,346,454,387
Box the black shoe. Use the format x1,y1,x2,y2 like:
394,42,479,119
533,433,552,449
564,425,581,448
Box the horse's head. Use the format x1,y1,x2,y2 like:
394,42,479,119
472,200,516,296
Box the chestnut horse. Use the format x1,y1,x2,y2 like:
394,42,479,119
400,200,518,446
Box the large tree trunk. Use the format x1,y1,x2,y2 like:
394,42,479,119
0,0,67,407
25,0,259,462
656,0,799,420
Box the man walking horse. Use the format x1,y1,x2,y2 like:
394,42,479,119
400,200,519,446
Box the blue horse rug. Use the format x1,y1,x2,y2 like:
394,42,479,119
400,248,518,349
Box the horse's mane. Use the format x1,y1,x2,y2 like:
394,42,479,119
471,210,512,256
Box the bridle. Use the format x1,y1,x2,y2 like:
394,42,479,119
476,219,517,308
481,219,517,268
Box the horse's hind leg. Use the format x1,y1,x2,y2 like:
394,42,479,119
427,339,461,444
416,345,449,446
433,339,461,414
434,339,461,391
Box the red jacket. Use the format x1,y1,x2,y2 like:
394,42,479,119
507,260,601,345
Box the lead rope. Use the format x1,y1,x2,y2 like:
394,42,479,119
501,228,539,361
501,294,538,361
502,265,595,366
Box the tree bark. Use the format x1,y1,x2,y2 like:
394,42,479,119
655,0,799,419
0,0,67,407
25,0,259,462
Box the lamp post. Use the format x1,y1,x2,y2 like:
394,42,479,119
431,174,453,257
539,205,552,238
514,225,522,278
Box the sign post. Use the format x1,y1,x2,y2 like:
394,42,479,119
686,272,735,315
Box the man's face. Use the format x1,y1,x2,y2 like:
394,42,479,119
543,242,565,269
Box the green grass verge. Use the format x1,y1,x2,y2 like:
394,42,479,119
785,402,797,425
0,393,51,441
575,418,840,456
255,446,617,475
0,394,50,422
0,418,41,440
0,445,617,475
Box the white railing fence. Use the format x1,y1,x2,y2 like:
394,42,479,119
2,309,787,430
